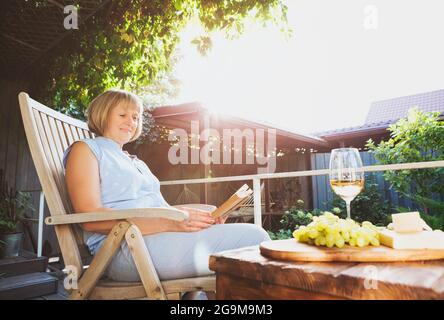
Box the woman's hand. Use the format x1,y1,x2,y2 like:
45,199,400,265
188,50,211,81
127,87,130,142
174,206,216,232
214,215,228,224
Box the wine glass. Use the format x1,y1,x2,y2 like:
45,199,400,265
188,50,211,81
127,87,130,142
329,148,364,220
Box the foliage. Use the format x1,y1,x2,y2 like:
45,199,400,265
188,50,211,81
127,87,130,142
268,200,323,240
269,180,394,240
134,52,183,147
0,170,35,234
267,229,292,240
139,53,182,109
395,202,444,231
270,179,302,210
35,0,290,118
412,194,444,217
133,106,160,147
420,211,444,231
366,108,444,222
366,108,444,200
331,174,393,226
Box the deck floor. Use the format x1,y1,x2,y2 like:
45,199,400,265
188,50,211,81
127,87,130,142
28,279,69,300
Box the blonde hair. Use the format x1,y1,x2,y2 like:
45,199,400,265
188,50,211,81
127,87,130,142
86,89,144,142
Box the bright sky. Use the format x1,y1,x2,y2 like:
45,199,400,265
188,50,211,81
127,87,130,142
173,0,444,134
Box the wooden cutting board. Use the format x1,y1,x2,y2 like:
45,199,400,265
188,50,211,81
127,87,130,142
260,239,444,262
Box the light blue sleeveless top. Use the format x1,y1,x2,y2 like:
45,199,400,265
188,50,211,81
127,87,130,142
62,136,171,254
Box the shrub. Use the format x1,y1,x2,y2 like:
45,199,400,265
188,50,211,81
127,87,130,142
268,200,323,240
330,174,393,226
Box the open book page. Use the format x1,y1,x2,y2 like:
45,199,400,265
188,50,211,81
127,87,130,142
211,184,253,219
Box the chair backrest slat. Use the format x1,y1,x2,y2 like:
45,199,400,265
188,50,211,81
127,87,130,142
48,116,76,213
32,109,66,197
70,125,80,141
56,119,69,151
48,116,65,163
63,122,75,145
19,92,88,273
83,129,93,139
77,127,85,139
41,114,64,177
39,112,73,214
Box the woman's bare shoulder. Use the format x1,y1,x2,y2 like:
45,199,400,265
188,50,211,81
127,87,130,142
66,141,98,164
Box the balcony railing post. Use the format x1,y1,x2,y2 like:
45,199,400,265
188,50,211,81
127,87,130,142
253,178,262,227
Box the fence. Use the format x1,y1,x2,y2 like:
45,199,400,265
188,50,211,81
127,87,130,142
311,152,444,211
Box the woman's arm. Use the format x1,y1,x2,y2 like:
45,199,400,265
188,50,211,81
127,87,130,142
64,142,215,235
65,142,120,233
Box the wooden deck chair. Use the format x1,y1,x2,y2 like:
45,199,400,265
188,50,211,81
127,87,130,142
18,92,215,300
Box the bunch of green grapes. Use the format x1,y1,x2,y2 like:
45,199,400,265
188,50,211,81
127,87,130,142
292,212,381,248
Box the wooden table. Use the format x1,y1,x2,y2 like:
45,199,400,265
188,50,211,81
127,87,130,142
209,245,444,300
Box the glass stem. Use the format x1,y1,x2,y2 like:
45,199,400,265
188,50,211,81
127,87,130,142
346,200,351,219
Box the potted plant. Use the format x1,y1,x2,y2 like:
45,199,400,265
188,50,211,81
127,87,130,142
0,170,35,258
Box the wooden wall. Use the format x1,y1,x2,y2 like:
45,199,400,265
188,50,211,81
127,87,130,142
128,138,314,212
0,78,59,257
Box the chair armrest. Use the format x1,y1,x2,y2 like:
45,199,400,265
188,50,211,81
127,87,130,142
172,204,217,212
45,207,188,226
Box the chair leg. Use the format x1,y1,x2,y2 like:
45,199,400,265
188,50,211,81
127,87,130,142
70,222,131,300
125,225,167,300
166,293,181,300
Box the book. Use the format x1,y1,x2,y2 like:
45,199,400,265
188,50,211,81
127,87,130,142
211,184,253,219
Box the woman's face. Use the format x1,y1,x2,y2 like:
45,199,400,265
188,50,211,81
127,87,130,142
103,102,140,147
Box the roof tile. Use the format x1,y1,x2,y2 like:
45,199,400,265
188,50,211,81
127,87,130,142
314,89,444,137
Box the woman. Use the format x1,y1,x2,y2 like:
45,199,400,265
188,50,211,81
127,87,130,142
63,89,270,284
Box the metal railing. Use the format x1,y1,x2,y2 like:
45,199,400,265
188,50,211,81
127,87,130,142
160,160,444,227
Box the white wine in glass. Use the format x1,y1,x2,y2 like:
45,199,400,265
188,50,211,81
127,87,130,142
329,148,364,219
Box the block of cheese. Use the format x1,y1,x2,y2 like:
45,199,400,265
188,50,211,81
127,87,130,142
378,229,444,249
391,212,429,233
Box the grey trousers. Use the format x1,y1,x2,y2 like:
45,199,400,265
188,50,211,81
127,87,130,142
104,223,271,282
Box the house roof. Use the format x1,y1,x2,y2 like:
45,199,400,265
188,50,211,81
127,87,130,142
151,102,206,119
314,89,444,138
152,102,329,148
365,88,444,124
311,121,392,139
